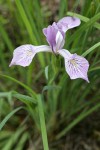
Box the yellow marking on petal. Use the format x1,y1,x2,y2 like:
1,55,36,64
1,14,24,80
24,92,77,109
26,50,33,56
56,49,58,52
70,59,77,67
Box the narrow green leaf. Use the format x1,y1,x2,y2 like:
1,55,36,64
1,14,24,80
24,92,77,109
2,127,26,150
13,93,37,104
15,132,29,150
0,23,14,51
0,74,37,98
42,85,61,93
45,66,49,80
56,103,100,139
0,131,12,140
15,0,37,44
37,94,49,150
0,107,23,130
59,0,68,19
67,12,100,45
89,66,100,72
0,91,13,105
82,42,100,57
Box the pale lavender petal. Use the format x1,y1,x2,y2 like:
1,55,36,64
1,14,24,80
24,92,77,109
9,45,52,67
43,23,65,53
58,49,89,82
57,17,81,32
43,28,47,36
9,45,35,67
43,25,57,51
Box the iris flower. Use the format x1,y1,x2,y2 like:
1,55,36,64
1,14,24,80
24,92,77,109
9,16,89,82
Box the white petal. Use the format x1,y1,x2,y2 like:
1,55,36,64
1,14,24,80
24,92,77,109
56,31,65,50
35,45,52,53
58,49,72,58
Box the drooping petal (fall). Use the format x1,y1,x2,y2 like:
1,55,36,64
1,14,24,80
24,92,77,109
57,16,81,32
9,45,52,67
58,49,89,82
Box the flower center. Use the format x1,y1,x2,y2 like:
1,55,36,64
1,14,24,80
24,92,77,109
70,59,77,66
26,50,33,56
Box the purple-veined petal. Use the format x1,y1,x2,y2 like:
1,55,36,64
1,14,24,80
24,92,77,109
9,45,52,67
9,44,35,67
58,49,89,82
57,16,81,32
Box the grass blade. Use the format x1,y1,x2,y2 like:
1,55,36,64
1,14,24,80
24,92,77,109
37,94,49,150
82,42,100,57
56,102,100,139
0,74,37,98
0,107,23,130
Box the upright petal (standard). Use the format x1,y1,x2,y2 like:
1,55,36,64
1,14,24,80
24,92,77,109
43,23,65,53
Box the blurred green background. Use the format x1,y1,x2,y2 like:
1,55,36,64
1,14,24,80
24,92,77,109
0,0,100,149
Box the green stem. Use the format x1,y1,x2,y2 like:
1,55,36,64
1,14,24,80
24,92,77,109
37,94,49,150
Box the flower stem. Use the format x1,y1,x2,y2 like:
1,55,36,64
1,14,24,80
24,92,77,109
37,94,49,150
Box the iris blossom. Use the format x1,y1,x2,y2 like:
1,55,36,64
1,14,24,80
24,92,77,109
9,16,89,82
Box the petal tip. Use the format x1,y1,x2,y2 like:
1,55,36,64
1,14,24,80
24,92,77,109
9,62,14,67
85,77,90,83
